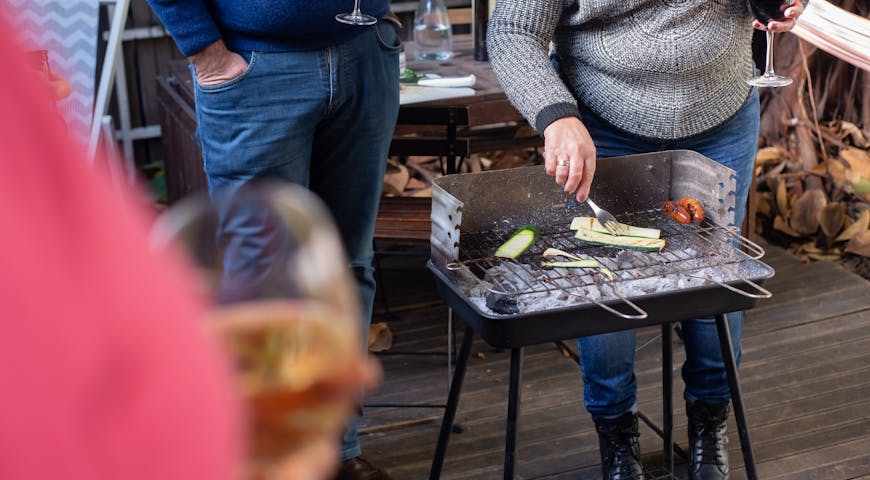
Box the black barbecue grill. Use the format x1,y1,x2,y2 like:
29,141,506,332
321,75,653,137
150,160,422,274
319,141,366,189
426,151,774,479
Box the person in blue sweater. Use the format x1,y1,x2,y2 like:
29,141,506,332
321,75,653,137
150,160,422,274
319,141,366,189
144,2,400,479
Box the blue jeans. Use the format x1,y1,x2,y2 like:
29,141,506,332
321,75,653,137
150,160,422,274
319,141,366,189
192,21,401,458
575,91,759,419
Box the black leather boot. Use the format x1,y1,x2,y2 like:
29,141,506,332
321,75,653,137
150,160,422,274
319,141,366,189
687,401,730,480
594,412,645,480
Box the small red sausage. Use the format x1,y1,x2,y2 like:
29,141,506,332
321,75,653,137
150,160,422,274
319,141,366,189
662,199,691,224
678,197,705,223
670,205,692,224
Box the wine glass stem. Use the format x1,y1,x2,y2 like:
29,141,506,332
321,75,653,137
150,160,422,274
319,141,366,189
352,0,362,15
764,30,776,77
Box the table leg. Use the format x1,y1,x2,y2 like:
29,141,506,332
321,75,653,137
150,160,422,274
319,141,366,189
446,111,457,175
662,323,674,473
715,313,758,480
429,326,475,480
504,347,524,480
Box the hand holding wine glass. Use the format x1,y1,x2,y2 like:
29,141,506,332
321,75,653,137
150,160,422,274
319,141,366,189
746,0,806,87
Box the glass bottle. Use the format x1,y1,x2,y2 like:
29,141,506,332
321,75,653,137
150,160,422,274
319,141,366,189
414,0,453,61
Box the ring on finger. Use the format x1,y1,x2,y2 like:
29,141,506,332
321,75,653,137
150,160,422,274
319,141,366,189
558,159,569,167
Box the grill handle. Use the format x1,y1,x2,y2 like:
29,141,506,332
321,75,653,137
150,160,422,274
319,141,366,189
735,232,766,260
566,286,649,320
688,274,773,299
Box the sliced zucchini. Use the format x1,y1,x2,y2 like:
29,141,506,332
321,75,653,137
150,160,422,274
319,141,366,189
574,227,666,252
541,259,599,269
569,216,661,239
494,225,538,259
597,267,614,281
542,247,584,261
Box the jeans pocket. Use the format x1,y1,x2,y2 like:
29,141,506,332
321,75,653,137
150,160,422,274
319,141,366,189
374,19,402,52
194,51,259,93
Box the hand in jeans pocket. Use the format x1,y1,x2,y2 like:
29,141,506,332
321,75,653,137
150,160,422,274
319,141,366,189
189,39,249,86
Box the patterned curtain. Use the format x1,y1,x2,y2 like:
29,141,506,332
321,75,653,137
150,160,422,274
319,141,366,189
1,0,100,145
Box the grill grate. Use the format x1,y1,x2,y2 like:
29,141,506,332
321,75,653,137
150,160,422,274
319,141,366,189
448,210,770,318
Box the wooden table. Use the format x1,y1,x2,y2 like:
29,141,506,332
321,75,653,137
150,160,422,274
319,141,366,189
391,35,540,175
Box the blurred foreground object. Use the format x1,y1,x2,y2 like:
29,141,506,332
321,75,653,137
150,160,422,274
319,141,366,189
0,18,242,480
25,50,73,100
793,0,870,71
152,184,381,478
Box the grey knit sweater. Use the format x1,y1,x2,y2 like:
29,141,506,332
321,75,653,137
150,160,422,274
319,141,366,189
488,0,755,141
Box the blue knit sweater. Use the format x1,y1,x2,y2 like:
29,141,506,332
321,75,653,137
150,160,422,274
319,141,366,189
147,0,391,56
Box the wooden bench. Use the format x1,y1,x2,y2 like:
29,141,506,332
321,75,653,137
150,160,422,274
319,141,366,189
374,196,432,242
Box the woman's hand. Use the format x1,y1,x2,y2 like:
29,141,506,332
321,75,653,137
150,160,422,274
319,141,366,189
754,0,806,32
543,116,597,202
189,40,248,86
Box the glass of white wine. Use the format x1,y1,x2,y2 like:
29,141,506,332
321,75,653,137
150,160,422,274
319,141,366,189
151,183,375,473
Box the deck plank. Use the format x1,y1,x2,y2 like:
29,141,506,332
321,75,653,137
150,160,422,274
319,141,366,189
359,242,870,479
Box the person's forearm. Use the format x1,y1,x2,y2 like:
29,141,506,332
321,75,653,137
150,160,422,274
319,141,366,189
145,0,222,57
487,0,579,135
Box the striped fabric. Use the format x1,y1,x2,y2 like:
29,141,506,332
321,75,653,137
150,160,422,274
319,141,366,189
2,0,99,145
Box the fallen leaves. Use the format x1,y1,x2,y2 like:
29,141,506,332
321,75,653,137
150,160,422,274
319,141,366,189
846,231,870,257
753,118,870,259
790,189,828,235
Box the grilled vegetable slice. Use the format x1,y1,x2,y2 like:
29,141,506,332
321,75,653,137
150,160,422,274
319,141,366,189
542,247,584,261
570,217,661,239
494,225,538,259
574,227,666,252
597,267,614,281
541,259,599,269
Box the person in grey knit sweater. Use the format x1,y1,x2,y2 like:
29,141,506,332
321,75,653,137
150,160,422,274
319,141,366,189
488,1,804,479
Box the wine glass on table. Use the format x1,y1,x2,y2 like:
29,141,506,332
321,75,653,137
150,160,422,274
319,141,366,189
746,0,795,87
151,183,378,478
336,0,377,26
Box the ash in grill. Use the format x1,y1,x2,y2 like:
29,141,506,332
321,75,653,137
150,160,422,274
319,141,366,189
453,209,768,317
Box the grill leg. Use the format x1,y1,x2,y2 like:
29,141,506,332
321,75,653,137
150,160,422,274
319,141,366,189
662,323,674,473
429,326,475,480
504,347,524,479
715,313,757,480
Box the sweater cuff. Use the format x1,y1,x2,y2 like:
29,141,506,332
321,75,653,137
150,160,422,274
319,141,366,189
533,102,581,135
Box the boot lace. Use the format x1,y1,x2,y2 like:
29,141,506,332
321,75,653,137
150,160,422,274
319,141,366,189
692,411,728,467
600,428,642,479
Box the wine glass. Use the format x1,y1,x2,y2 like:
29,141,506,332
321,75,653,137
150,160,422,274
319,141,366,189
150,183,376,474
746,0,794,87
336,0,377,26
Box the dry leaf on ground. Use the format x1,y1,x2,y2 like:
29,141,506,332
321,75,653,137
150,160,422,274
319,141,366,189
368,322,393,353
774,215,802,237
846,231,870,258
790,189,828,235
835,210,870,242
818,202,845,238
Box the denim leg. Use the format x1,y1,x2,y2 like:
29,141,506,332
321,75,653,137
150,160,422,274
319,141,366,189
574,94,758,414
192,48,327,302
674,91,758,403
576,331,639,419
680,312,743,404
192,21,400,461
299,21,400,460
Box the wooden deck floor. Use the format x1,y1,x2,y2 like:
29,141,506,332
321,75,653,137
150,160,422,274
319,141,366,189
359,242,870,479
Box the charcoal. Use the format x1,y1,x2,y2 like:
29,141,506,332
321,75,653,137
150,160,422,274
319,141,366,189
485,292,520,314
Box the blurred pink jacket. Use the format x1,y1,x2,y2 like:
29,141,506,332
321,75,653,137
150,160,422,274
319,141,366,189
0,20,243,480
